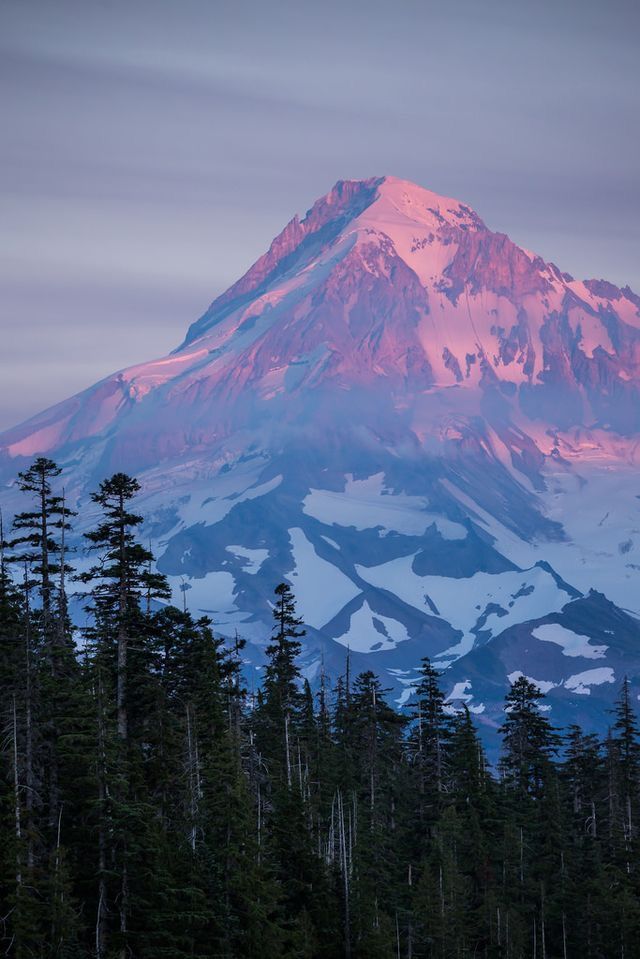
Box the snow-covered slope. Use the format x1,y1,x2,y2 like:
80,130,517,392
2,175,639,741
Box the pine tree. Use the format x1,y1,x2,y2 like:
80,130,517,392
253,584,328,953
8,457,75,635
611,676,640,845
2,460,86,955
407,658,451,841
0,537,31,956
81,472,170,958
260,582,306,772
0,509,23,720
499,675,560,800
7,458,77,839
345,671,406,958
82,472,169,740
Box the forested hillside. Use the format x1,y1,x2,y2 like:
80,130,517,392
1,458,639,958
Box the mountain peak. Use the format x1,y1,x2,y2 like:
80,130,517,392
374,175,484,228
4,174,640,461
182,175,485,347
182,177,384,345
315,174,482,228
2,177,640,739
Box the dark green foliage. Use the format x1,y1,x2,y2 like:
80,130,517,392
8,457,76,624
2,461,640,956
499,674,561,799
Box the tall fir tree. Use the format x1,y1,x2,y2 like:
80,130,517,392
81,472,171,959
499,675,560,800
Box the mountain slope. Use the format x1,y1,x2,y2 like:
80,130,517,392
2,175,639,739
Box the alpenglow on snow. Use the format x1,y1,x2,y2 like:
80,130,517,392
2,175,640,743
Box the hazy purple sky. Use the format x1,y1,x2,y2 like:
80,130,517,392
2,0,639,430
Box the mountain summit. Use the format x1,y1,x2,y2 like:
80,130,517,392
2,176,640,743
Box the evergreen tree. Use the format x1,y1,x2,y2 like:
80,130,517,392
611,676,640,844
81,472,169,740
408,657,451,840
7,458,77,839
1,461,87,956
346,671,406,958
8,457,75,634
499,675,560,800
253,583,335,955
81,472,170,958
3,456,640,958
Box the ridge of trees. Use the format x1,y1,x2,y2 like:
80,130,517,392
1,458,639,958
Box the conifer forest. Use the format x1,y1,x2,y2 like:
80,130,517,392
1,458,639,959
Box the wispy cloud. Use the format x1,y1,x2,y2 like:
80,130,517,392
1,0,638,428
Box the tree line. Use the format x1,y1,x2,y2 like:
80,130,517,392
1,457,639,958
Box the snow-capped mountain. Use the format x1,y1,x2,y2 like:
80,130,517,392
2,175,640,743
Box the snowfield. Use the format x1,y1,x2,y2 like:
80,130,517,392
532,623,607,659
356,558,574,660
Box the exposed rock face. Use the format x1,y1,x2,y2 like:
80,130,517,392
184,177,384,343
440,229,552,305
2,175,639,747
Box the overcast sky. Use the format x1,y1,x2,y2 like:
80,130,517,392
1,0,639,430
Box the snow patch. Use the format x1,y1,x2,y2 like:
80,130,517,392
447,681,473,702
225,545,268,574
176,571,240,621
320,535,340,549
564,667,615,695
303,473,466,539
356,556,571,661
532,623,607,659
333,601,410,653
172,470,282,532
445,680,485,714
288,528,360,630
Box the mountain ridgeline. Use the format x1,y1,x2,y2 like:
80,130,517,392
1,456,640,957
1,176,640,760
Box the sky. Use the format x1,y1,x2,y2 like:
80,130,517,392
1,0,639,430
